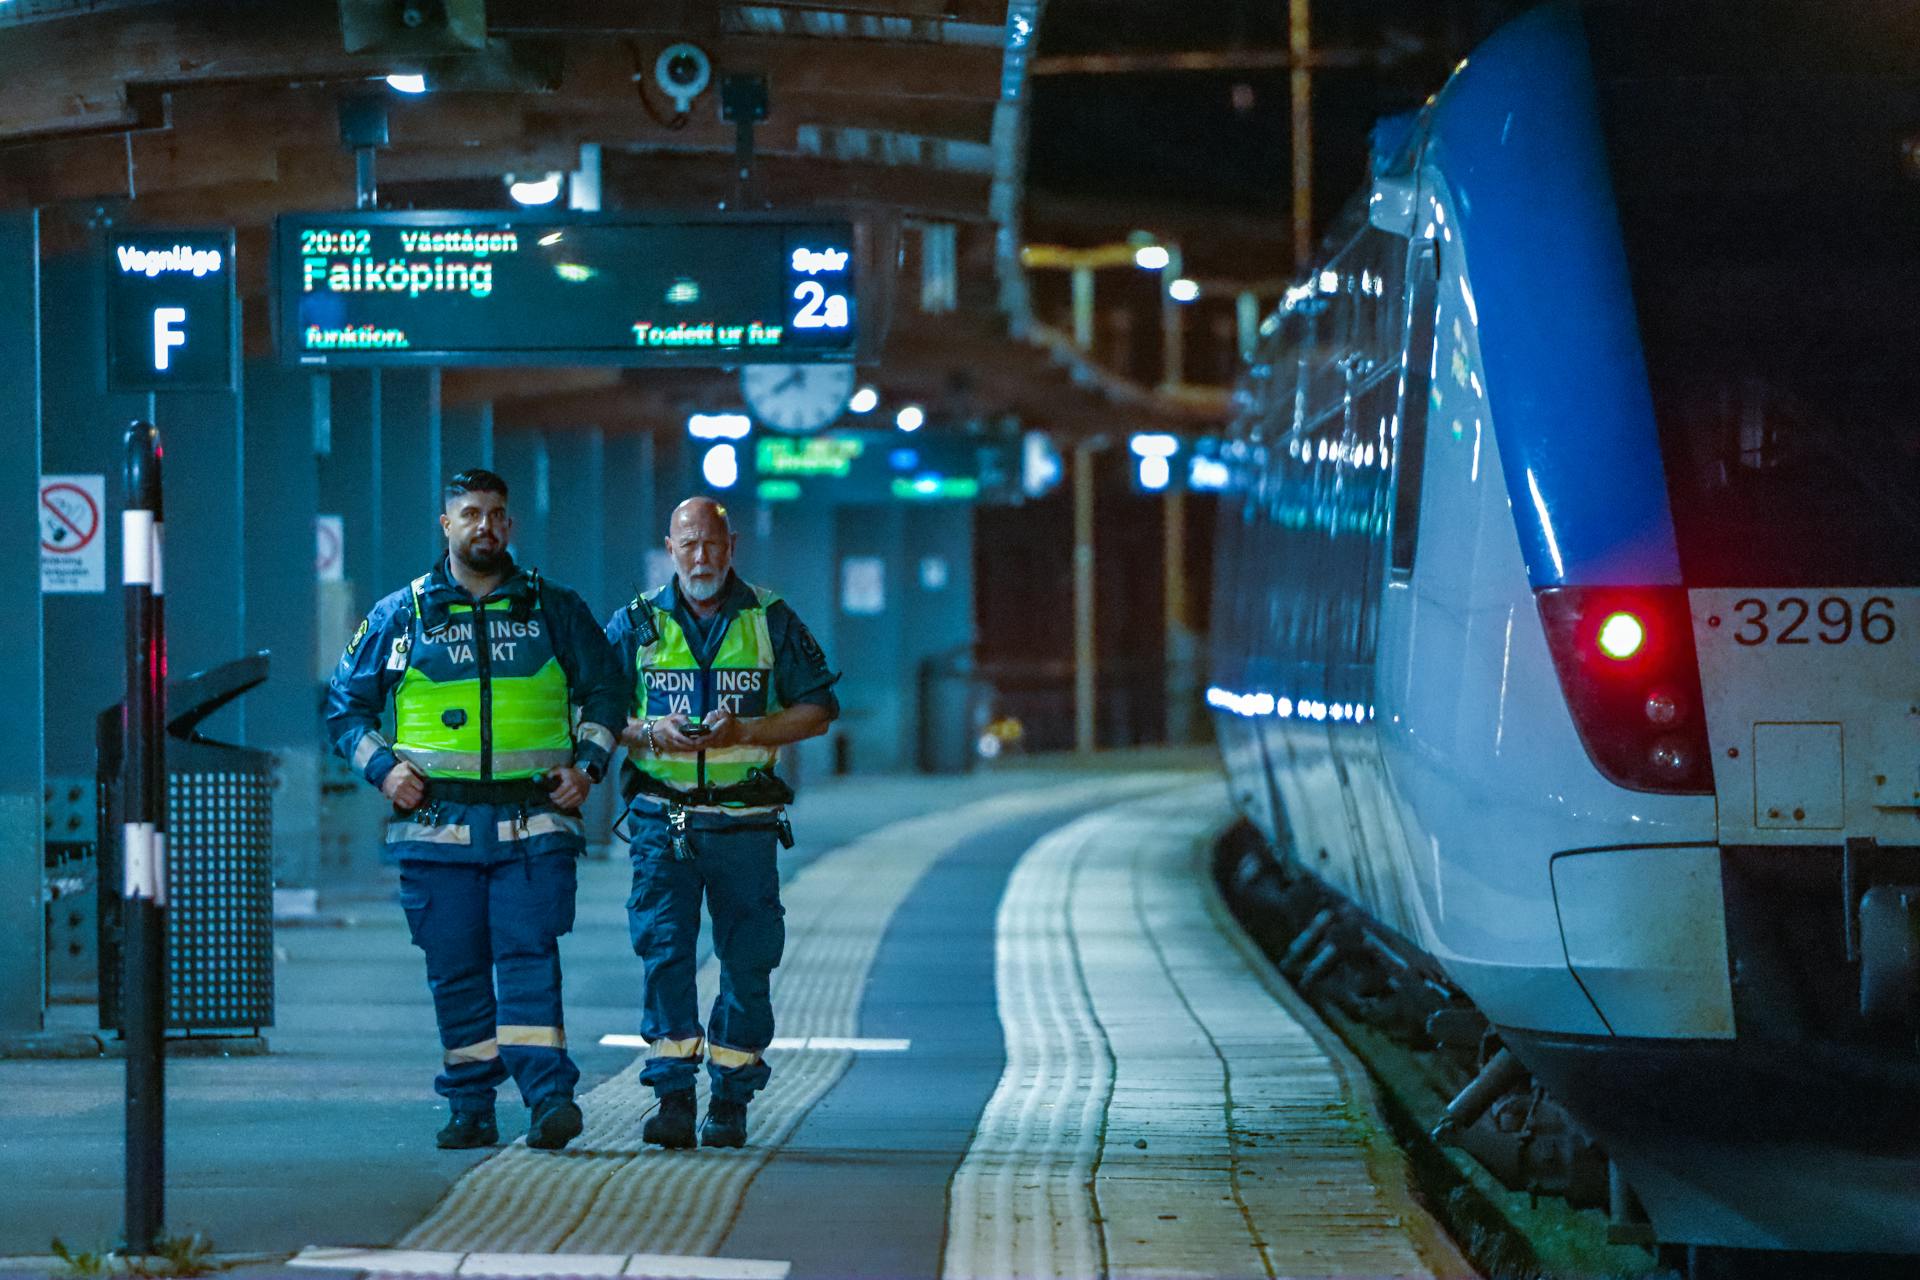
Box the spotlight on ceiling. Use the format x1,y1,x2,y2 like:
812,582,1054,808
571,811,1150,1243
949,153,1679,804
688,413,752,441
849,386,879,414
507,171,565,206
895,404,925,433
385,73,428,94
701,443,740,489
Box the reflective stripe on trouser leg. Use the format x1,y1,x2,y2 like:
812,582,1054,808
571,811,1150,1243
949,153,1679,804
627,811,706,1096
446,1038,499,1064
648,1035,705,1067
703,823,783,1103
399,861,507,1110
490,852,581,1107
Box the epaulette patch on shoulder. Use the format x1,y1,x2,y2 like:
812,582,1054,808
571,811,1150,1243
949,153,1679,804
790,617,829,674
346,616,370,656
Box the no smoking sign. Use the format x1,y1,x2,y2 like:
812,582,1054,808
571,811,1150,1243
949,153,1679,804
40,474,106,593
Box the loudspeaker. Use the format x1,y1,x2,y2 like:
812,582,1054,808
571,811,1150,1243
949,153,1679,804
339,0,487,55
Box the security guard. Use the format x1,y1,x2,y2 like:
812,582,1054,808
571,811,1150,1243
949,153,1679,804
327,468,625,1152
605,497,838,1149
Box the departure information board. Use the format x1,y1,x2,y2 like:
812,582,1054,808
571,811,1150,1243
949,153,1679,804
275,212,859,367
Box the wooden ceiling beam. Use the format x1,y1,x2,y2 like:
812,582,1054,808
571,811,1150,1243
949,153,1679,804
603,151,991,221
0,5,395,143
0,8,1002,153
488,0,1010,33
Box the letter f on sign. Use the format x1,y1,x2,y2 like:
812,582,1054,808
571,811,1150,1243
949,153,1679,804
153,307,187,371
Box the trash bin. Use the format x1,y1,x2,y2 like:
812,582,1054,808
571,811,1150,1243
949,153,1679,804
917,645,983,774
98,652,275,1036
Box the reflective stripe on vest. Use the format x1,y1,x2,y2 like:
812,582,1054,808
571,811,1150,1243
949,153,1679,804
392,579,574,781
634,585,783,795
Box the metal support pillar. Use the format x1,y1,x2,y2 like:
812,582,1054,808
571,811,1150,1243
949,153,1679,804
242,363,320,890
603,431,653,606
921,222,958,314
542,428,605,596
153,380,244,742
1290,0,1315,270
1073,442,1098,754
493,429,551,571
0,211,44,1035
1071,264,1094,352
1159,243,1184,392
319,372,380,616
37,244,147,781
314,371,380,886
441,402,494,474
1237,289,1261,361
377,368,441,589
1164,486,1195,745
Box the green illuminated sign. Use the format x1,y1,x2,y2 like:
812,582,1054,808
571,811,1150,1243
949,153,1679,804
756,479,803,501
890,476,980,501
756,436,865,477
276,211,858,368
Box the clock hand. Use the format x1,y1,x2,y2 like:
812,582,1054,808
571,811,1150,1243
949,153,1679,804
778,369,806,392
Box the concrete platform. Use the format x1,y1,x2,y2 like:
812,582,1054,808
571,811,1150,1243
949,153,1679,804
0,756,1471,1279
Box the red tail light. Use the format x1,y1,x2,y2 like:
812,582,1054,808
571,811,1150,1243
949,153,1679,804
1536,587,1713,794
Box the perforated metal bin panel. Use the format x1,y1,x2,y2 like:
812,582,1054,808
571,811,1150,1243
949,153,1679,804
161,769,275,1030
98,659,279,1037
100,765,277,1035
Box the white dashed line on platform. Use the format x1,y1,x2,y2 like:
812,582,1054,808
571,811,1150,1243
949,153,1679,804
289,1245,791,1279
597,1034,910,1052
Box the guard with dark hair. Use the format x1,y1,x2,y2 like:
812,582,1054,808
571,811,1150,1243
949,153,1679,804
326,467,625,1152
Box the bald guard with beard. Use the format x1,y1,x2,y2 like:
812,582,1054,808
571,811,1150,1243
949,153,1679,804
604,497,839,1150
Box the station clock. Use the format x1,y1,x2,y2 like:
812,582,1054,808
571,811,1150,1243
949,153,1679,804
741,362,856,434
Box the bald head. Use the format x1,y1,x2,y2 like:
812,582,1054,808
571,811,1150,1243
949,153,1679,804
670,497,733,537
666,496,737,605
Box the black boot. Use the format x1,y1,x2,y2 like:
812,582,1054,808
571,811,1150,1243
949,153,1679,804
526,1095,584,1151
436,1109,499,1150
642,1090,696,1150
700,1099,748,1149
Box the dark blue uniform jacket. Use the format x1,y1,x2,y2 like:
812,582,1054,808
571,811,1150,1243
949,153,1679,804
326,554,626,798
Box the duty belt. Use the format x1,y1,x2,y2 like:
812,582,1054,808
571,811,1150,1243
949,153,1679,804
622,765,796,810
422,776,555,806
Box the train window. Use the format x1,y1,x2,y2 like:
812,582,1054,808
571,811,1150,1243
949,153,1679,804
1390,242,1439,575
1587,2,1920,586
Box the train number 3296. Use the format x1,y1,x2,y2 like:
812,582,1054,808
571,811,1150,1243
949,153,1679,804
1725,596,1897,646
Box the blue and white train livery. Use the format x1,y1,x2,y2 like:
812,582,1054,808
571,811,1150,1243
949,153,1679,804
1210,0,1920,1257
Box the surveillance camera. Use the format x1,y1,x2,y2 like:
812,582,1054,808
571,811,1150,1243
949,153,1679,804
654,43,712,114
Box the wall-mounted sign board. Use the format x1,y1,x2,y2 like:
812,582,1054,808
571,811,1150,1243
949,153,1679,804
275,211,860,367
750,430,1016,504
105,229,237,392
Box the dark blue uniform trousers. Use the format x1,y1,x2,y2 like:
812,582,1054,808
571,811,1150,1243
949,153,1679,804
626,804,785,1103
398,849,581,1114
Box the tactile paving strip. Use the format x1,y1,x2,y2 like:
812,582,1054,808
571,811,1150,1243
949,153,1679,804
399,773,1192,1262
944,785,1472,1280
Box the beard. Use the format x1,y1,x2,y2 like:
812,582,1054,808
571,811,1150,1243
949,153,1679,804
681,569,725,602
455,540,510,575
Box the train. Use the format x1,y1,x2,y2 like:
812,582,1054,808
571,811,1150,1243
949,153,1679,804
1207,0,1920,1261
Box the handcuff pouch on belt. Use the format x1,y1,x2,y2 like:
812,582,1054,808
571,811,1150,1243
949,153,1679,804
657,802,794,859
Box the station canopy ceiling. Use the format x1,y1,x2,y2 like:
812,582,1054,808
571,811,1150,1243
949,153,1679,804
0,0,1222,438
